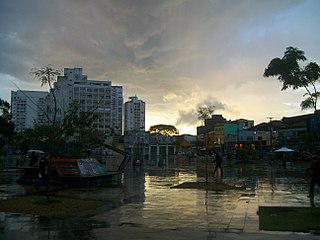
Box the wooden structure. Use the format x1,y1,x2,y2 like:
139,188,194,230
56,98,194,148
16,144,132,187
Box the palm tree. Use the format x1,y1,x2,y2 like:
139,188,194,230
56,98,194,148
30,65,61,124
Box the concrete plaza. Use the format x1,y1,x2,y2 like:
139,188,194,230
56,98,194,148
0,156,320,239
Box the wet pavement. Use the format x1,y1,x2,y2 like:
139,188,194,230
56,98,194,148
0,156,320,239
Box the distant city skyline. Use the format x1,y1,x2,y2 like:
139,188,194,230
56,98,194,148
1,0,319,135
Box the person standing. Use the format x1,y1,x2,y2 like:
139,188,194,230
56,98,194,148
30,151,38,166
308,156,320,198
35,154,49,190
213,151,223,177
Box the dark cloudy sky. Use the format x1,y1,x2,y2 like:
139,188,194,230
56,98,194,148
1,0,320,134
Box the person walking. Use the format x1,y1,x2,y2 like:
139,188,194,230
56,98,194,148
308,156,320,198
213,151,223,177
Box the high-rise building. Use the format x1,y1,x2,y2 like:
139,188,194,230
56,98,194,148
124,96,145,134
52,68,123,136
10,68,123,136
11,90,48,132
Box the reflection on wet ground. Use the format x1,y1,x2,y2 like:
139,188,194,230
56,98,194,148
0,157,319,239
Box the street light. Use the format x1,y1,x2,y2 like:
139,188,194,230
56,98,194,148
267,117,273,150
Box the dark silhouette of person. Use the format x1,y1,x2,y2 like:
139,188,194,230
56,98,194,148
35,154,49,190
308,156,320,198
213,151,223,177
30,151,38,166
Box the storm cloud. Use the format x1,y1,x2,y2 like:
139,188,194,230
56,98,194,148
1,0,320,134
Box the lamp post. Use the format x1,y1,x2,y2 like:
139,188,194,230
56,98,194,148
268,117,273,151
204,132,209,185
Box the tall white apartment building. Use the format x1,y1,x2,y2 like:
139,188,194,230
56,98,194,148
124,96,145,134
11,90,48,132
52,68,123,136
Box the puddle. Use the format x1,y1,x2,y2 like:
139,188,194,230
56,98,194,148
0,212,109,240
0,157,317,239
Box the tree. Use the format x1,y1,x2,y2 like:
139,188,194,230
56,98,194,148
264,46,320,111
30,65,104,158
15,103,103,158
149,124,179,136
197,105,215,125
0,98,15,155
30,65,61,149
30,65,62,200
0,99,10,117
30,65,61,124
29,65,106,199
61,103,103,156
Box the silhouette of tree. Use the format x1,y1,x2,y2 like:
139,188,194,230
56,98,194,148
197,105,215,125
264,46,320,111
0,98,14,154
30,65,61,124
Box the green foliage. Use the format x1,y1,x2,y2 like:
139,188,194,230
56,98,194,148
0,98,14,153
12,131,34,153
264,46,320,111
61,103,99,136
28,65,105,157
60,103,104,157
17,103,104,157
14,64,104,157
0,113,14,138
259,206,320,233
30,124,64,154
0,99,10,117
149,124,179,136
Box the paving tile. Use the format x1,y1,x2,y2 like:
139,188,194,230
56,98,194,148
1,158,320,239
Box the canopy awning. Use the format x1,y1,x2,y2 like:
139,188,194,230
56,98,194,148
274,147,295,152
